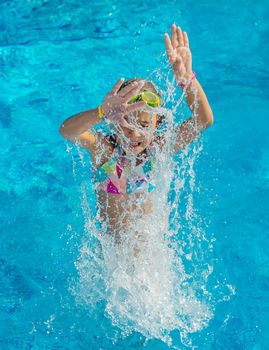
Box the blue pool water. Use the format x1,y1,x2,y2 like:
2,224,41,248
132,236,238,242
1,0,269,349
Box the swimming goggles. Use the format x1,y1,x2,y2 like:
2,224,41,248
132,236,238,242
128,91,161,107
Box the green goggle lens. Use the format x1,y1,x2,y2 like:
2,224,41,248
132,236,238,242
128,91,161,107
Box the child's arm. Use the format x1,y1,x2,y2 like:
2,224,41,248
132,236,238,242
174,78,213,152
59,107,100,149
59,78,146,150
164,24,214,152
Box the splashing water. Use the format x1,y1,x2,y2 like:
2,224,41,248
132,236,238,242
67,70,233,348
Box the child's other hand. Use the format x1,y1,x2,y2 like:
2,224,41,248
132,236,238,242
164,24,193,84
102,78,146,128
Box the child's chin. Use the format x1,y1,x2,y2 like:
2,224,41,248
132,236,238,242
130,144,146,154
133,148,144,155
123,142,148,155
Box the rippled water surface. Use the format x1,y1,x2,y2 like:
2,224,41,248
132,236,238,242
1,0,268,349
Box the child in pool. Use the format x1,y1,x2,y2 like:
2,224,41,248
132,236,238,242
59,24,214,242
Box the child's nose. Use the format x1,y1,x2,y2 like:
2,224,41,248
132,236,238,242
131,129,141,138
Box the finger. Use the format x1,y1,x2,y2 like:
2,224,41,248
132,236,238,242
123,82,145,102
119,81,139,97
110,78,125,95
176,26,184,47
171,24,178,49
164,33,173,56
183,31,189,48
121,81,144,99
126,101,147,113
117,117,132,128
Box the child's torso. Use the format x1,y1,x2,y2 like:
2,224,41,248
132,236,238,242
92,143,156,195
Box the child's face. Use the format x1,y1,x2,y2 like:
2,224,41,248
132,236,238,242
116,111,158,155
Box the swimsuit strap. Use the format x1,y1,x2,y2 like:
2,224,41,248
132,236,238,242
93,140,156,194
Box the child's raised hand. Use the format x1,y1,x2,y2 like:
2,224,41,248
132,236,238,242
102,78,146,128
164,24,193,84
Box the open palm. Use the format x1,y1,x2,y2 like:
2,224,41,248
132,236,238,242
102,79,146,128
164,24,193,83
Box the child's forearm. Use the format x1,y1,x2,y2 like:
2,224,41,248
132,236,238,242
185,79,214,128
59,107,101,139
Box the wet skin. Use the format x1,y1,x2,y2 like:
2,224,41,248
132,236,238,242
97,111,159,244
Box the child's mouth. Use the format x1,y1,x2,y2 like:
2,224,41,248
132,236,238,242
130,141,142,147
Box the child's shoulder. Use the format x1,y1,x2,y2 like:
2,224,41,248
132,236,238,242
92,132,115,168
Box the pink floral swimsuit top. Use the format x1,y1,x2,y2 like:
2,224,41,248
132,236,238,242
92,143,156,195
